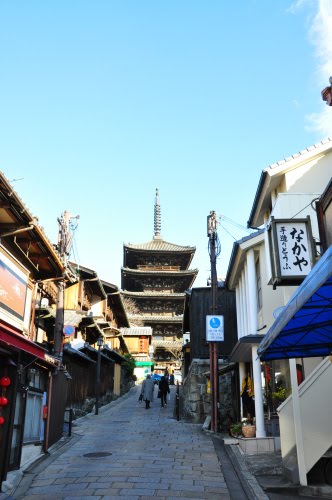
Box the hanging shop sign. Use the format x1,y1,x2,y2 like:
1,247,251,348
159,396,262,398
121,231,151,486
268,216,316,287
206,315,224,341
0,247,28,324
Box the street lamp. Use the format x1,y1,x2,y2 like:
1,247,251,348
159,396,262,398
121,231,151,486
95,337,103,415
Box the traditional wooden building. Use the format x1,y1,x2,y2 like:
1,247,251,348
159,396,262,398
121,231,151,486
121,189,198,372
0,172,65,488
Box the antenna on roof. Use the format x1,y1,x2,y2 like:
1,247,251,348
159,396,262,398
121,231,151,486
153,188,161,239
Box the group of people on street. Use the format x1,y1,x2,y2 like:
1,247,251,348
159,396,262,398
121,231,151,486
140,371,170,409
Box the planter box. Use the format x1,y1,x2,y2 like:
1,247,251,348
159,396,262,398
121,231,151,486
242,425,256,438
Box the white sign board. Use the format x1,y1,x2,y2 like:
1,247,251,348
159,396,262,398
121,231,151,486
206,315,224,341
275,221,312,277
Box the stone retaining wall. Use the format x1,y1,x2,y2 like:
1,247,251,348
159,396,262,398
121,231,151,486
180,359,234,431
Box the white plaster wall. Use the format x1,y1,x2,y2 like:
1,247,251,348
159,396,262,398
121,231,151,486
270,192,320,242
284,153,332,194
258,244,284,334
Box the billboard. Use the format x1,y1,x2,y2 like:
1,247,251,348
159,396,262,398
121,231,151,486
0,248,28,321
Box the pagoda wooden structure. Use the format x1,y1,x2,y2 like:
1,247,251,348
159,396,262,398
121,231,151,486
121,189,198,372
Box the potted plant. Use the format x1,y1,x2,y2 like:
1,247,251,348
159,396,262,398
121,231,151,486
230,422,243,437
241,417,256,438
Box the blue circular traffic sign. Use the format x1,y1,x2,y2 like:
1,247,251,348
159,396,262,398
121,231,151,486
209,317,221,329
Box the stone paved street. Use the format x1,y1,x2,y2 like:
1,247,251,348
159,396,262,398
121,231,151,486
12,385,233,500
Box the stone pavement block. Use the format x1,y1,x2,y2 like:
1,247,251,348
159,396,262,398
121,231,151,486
101,495,138,500
62,482,88,491
24,485,65,494
53,477,76,484
63,497,101,500
168,483,205,493
120,487,156,496
127,476,161,483
75,476,98,483
23,495,66,500
195,479,228,488
61,489,97,497
64,470,88,477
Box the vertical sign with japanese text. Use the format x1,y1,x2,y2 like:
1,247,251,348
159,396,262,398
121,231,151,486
269,217,315,285
275,221,311,277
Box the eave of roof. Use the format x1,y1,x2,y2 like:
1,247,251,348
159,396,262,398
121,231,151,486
63,343,96,363
121,290,185,299
121,326,152,336
124,239,196,253
225,230,265,289
229,334,265,363
127,314,183,323
69,262,106,299
0,171,65,277
247,137,332,229
121,267,198,277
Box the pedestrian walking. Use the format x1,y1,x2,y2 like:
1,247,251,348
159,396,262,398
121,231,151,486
159,375,170,408
141,374,154,409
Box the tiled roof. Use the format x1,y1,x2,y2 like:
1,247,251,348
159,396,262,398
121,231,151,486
124,238,195,252
152,339,183,349
248,137,332,228
127,314,183,323
121,267,198,276
266,137,332,172
120,327,153,336
121,291,185,298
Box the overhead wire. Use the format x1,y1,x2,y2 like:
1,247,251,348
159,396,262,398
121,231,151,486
219,214,251,233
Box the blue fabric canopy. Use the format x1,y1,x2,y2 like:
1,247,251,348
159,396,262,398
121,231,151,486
258,245,332,361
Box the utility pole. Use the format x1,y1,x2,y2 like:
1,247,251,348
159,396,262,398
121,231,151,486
207,211,219,433
53,211,79,360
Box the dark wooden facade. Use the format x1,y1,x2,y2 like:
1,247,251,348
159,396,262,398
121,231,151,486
182,285,238,361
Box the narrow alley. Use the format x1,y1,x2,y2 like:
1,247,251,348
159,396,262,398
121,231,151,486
6,385,260,500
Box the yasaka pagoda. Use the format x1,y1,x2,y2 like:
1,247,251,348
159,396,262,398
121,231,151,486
121,189,197,373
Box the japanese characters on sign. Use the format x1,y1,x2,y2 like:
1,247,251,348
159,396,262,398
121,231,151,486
206,315,224,342
276,221,311,277
269,217,314,284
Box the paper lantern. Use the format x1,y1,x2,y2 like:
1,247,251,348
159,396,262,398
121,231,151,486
0,376,10,387
0,416,4,425
0,397,8,406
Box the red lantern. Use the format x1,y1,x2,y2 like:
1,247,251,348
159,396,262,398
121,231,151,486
0,416,4,425
0,397,8,406
0,376,10,387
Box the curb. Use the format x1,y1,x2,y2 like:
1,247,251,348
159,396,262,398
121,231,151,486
212,434,269,500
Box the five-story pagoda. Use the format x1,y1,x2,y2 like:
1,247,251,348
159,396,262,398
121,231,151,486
121,189,197,373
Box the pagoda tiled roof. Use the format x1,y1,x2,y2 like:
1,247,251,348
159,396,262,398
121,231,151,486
124,238,195,253
121,291,185,298
127,314,183,323
121,267,198,277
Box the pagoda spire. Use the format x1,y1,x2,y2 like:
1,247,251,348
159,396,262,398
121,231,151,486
154,188,161,239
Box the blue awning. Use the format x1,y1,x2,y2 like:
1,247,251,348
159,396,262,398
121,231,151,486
258,245,332,361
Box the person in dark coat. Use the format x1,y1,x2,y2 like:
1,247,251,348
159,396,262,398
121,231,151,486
158,376,170,408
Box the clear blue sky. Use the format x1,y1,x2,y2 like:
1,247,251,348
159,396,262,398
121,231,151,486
0,1,331,287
